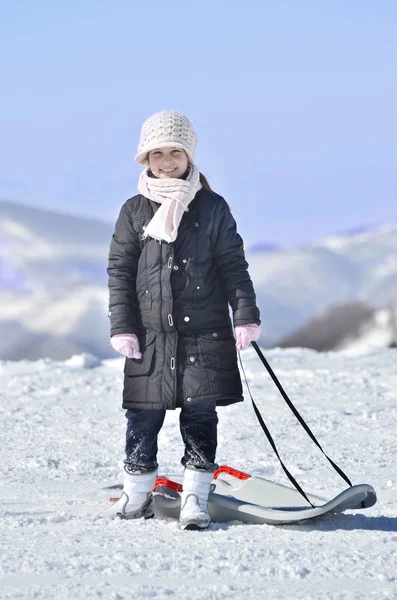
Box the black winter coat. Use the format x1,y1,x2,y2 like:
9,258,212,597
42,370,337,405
107,189,260,410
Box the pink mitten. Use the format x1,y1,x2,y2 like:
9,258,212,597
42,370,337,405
235,324,261,351
110,333,142,359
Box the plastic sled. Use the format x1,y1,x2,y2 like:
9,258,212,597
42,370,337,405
107,465,377,525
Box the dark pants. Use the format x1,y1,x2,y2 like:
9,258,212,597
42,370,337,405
125,399,218,473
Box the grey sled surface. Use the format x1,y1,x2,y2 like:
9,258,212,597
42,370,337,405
141,473,377,525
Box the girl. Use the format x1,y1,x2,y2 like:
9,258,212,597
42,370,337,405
99,111,261,529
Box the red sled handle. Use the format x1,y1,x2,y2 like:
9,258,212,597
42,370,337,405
154,477,183,493
214,465,251,481
153,465,251,492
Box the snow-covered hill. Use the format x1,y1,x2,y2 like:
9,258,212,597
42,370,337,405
337,305,397,351
0,199,113,292
248,223,397,345
1,347,396,599
1,199,396,360
0,286,113,361
276,301,397,351
0,200,115,360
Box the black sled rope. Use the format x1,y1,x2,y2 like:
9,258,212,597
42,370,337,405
238,341,352,507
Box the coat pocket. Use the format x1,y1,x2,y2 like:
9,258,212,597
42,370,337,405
196,330,237,370
124,331,156,377
180,352,212,399
196,330,242,396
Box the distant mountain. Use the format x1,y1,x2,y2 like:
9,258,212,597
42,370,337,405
333,223,378,237
0,199,113,293
247,242,281,253
275,301,397,351
0,285,113,361
0,200,116,360
337,303,397,351
248,222,397,346
246,225,379,255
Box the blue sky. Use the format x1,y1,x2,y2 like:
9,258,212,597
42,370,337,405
1,0,396,246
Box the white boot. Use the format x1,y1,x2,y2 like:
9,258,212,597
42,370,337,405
179,468,214,530
96,468,157,520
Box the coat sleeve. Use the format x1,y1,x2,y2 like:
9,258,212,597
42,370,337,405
107,202,141,336
210,197,261,327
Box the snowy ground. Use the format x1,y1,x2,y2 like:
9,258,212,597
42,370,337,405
1,346,396,600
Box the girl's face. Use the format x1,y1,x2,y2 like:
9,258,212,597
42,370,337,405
148,147,189,179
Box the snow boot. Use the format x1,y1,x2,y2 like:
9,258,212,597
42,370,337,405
96,468,157,520
179,468,214,531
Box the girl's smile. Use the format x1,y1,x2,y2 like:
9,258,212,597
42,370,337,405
148,146,189,179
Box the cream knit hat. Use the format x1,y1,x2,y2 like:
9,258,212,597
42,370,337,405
135,110,198,165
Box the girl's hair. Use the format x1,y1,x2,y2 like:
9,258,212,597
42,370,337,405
199,172,212,192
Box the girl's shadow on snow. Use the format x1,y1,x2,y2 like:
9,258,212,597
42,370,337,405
284,513,397,533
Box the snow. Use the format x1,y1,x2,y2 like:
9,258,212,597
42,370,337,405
1,346,397,599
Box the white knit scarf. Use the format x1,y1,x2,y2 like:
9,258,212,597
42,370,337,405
137,164,202,243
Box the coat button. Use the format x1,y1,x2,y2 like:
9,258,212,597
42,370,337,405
186,397,192,402
189,356,195,363
196,286,200,290
173,265,179,270
194,222,199,228
184,316,190,322
212,332,219,337
182,259,187,264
